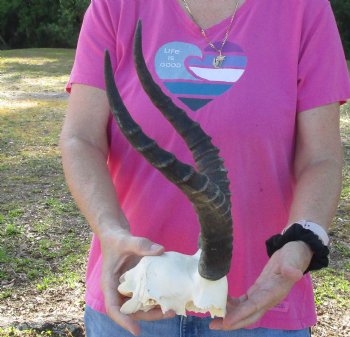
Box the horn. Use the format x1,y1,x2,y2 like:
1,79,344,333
104,23,232,280
133,21,231,204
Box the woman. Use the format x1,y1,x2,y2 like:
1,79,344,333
60,0,350,336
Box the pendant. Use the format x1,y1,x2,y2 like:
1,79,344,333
213,55,225,68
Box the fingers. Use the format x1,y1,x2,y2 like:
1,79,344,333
210,265,299,331
104,283,175,335
108,305,141,336
224,311,264,330
209,296,240,330
101,269,139,335
100,228,164,258
100,233,166,335
103,284,141,335
100,230,165,335
211,281,296,331
131,308,176,321
126,236,164,256
210,311,264,331
218,293,267,330
210,294,266,331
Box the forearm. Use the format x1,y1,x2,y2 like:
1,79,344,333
60,137,129,238
287,103,343,233
288,157,343,231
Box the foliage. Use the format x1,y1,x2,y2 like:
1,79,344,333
0,0,90,49
331,0,350,59
0,1,350,56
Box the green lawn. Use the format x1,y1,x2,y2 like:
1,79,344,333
0,49,88,336
0,49,349,337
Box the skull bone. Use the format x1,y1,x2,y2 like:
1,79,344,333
118,250,228,317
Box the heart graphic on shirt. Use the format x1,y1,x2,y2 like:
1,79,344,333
155,41,247,111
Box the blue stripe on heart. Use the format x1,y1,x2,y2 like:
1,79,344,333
164,82,232,96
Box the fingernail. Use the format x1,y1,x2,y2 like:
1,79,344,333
150,244,163,252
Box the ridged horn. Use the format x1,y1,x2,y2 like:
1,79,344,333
133,21,231,204
104,24,232,280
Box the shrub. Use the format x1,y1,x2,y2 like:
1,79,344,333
0,0,90,49
0,0,349,58
331,0,350,59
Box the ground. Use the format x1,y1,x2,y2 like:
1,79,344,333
0,49,349,337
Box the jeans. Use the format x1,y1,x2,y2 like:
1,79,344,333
84,306,311,337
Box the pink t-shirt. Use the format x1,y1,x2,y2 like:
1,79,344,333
67,0,350,330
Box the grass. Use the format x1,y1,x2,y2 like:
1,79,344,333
0,48,75,96
0,49,349,336
0,329,53,337
314,269,349,307
0,49,89,335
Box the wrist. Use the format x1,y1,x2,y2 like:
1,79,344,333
280,241,314,274
95,212,130,240
98,225,130,243
266,223,330,273
294,241,314,270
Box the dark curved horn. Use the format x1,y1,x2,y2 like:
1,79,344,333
133,21,231,204
104,27,232,280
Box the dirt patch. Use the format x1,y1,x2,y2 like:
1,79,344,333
10,321,84,337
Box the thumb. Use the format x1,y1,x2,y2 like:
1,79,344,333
127,236,164,256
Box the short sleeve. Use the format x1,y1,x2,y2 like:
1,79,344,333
297,1,350,112
66,0,119,92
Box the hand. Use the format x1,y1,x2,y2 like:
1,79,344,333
210,241,313,330
99,228,175,336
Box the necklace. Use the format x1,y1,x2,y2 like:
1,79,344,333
181,0,240,68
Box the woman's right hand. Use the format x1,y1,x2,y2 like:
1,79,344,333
99,228,174,336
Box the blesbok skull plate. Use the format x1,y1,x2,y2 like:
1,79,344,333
118,251,227,317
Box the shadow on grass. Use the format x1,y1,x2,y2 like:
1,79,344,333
3,61,73,78
1,49,75,59
0,49,75,93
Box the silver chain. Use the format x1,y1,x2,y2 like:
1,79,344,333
181,0,240,67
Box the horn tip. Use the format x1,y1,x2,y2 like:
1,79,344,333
104,49,112,71
135,20,142,41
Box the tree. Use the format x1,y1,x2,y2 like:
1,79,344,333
331,0,350,59
0,0,90,49
0,0,349,58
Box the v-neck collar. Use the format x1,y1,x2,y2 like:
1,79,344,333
169,0,254,36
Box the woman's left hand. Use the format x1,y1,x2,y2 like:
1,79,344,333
209,241,313,330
